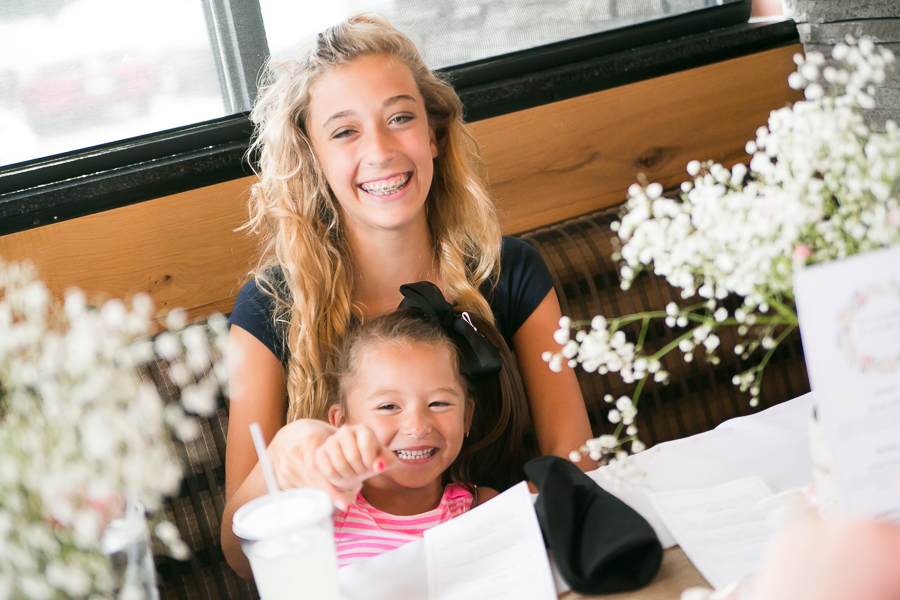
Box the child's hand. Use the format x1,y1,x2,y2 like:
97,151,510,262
269,418,338,492
313,424,397,510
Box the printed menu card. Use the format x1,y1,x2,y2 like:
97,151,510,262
648,477,775,588
423,482,557,600
793,245,900,522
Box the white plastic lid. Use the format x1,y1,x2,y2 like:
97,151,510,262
232,488,333,541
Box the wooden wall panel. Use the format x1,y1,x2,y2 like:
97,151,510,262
0,178,256,324
472,45,803,234
0,45,803,321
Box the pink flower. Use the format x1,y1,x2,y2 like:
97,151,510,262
792,245,812,262
888,208,900,227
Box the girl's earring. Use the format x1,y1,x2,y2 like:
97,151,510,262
465,429,469,438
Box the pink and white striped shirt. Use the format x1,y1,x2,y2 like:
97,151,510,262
333,483,475,568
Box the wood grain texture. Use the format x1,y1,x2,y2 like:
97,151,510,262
0,45,803,319
559,547,709,599
471,45,804,234
0,178,256,324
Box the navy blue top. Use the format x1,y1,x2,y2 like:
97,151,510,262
228,236,555,364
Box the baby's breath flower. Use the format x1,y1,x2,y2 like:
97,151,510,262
548,354,564,373
596,435,618,449
0,259,230,597
553,327,570,345
551,38,900,477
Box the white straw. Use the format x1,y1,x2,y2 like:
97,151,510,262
249,422,280,495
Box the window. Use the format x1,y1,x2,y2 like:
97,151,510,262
2,0,786,237
260,0,723,68
0,0,235,168
1,0,744,170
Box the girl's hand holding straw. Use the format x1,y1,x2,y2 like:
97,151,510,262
268,418,396,511
313,424,398,511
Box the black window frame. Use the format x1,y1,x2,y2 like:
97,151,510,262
0,0,799,237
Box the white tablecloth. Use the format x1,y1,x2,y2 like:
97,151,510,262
338,392,816,598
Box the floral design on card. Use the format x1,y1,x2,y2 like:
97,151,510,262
837,281,900,374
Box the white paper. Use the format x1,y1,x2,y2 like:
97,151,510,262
423,481,556,600
588,393,815,549
338,538,428,600
648,477,775,588
794,246,900,522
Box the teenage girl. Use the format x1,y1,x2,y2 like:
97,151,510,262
222,14,595,576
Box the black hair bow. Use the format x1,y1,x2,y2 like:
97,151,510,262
398,282,502,380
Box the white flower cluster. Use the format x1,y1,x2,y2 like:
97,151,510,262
548,37,900,470
617,37,899,301
543,316,669,383
0,260,228,599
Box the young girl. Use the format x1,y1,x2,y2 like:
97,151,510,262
323,290,516,566
222,14,595,577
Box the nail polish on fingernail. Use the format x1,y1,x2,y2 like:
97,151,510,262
374,460,385,472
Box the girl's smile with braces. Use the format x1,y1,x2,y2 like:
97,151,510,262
358,172,412,196
394,447,437,460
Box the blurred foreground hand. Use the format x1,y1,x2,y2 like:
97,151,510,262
754,519,900,600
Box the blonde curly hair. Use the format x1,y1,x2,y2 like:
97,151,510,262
244,13,502,422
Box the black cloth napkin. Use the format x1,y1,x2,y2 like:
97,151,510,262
525,455,663,595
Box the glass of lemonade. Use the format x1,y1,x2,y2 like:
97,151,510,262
232,488,339,600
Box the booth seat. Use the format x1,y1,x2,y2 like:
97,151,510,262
143,202,811,600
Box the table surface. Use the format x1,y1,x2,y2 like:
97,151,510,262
560,547,708,600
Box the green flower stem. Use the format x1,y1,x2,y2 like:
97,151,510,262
615,435,639,450
631,373,648,410
607,311,668,328
760,294,799,325
650,328,696,361
610,376,648,441
636,315,651,353
749,322,798,379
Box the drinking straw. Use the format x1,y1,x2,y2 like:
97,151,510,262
249,422,280,495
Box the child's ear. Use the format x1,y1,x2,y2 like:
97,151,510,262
464,397,474,431
429,127,438,159
328,404,346,427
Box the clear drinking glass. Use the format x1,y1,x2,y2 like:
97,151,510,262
232,488,339,600
101,499,160,600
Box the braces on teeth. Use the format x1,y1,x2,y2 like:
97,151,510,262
395,448,435,460
361,174,410,195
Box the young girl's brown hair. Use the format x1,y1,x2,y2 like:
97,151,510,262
245,13,501,423
333,307,530,491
